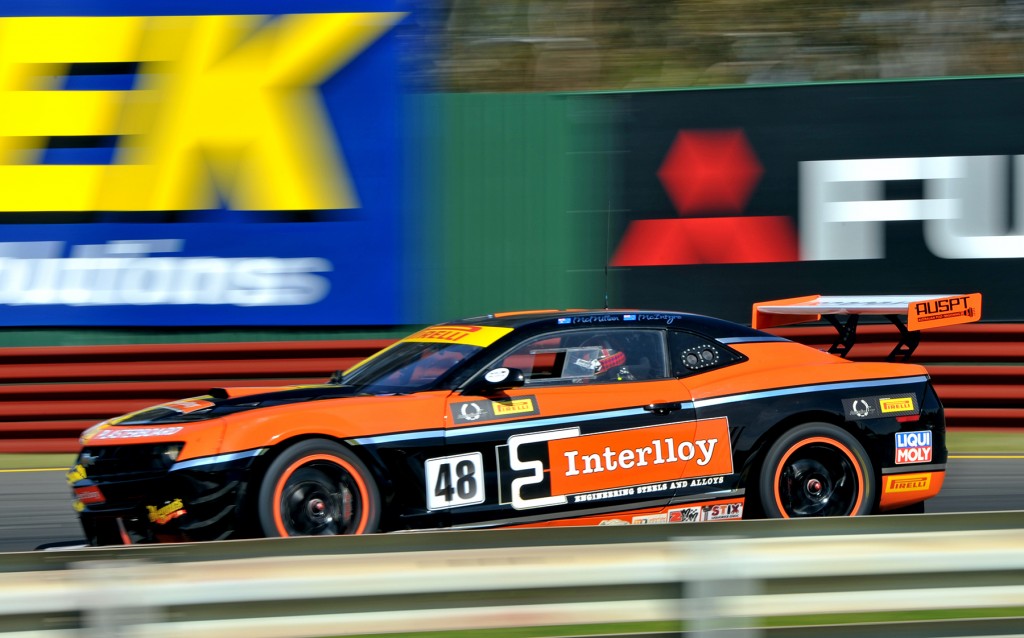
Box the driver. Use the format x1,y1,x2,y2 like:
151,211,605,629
572,337,634,381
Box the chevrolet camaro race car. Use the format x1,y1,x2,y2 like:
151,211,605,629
67,294,981,545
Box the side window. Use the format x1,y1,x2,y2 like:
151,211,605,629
668,330,745,378
499,329,668,386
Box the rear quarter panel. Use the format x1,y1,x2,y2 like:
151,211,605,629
682,341,940,510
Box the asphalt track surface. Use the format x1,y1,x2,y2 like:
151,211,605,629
1,456,1021,553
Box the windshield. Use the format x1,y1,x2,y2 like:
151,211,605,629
339,341,480,393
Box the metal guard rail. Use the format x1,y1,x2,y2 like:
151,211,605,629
0,323,1022,454
4,511,1024,637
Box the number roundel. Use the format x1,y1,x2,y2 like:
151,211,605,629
258,439,381,537
425,452,485,510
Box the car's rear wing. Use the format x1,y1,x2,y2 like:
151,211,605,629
752,293,982,360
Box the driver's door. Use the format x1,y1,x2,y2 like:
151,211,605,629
438,327,723,528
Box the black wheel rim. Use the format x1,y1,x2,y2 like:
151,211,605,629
777,443,860,517
279,464,361,535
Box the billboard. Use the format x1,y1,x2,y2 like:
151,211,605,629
609,78,1024,323
0,2,411,325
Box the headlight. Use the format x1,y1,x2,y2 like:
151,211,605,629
161,443,183,465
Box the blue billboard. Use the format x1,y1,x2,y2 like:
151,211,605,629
0,2,412,325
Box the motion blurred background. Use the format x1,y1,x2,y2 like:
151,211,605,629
0,0,1020,345
428,0,1024,90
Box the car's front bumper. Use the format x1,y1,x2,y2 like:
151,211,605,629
70,446,265,545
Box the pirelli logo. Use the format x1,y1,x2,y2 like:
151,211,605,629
880,397,915,413
493,399,535,416
885,473,932,493
407,325,513,348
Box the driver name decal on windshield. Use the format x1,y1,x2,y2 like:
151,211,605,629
452,396,539,424
406,325,513,348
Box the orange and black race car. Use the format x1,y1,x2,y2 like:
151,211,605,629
67,293,981,545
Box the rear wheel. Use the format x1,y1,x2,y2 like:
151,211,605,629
759,423,875,518
258,439,380,537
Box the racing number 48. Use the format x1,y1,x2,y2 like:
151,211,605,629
425,452,485,510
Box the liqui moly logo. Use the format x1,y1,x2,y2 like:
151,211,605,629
895,430,933,465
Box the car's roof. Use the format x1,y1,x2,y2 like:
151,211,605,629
442,309,769,341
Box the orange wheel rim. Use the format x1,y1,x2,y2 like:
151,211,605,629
272,453,371,536
772,436,865,518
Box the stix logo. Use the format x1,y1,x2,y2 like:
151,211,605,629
895,430,933,465
0,13,404,213
884,473,932,493
703,502,743,521
505,418,733,510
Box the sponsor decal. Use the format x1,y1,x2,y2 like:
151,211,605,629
74,485,105,505
164,399,215,414
669,506,702,523
895,430,933,464
558,318,572,325
66,464,87,485
598,518,630,526
703,502,743,521
502,418,733,510
631,513,669,525
147,499,186,525
880,397,915,413
573,487,636,503
484,368,510,383
843,394,917,420
451,396,538,424
909,294,981,330
94,426,183,440
884,473,932,493
848,399,874,419
623,314,637,321
406,325,513,348
549,418,732,496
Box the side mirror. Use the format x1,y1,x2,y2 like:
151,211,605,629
464,367,526,395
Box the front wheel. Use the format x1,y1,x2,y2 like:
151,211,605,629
759,423,875,518
258,439,381,537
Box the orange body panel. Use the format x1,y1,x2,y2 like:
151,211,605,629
214,390,452,460
685,341,928,400
878,471,945,510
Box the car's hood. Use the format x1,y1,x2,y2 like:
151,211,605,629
77,384,383,446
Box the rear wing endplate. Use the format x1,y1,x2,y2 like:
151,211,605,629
752,293,982,360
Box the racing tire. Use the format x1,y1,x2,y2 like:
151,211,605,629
759,423,875,518
258,439,380,537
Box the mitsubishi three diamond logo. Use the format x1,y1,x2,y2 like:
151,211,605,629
612,129,798,266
